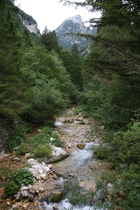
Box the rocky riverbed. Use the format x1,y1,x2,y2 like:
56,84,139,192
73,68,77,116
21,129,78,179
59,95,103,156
0,108,111,210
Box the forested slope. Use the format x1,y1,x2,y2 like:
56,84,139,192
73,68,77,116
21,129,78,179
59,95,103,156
0,0,80,151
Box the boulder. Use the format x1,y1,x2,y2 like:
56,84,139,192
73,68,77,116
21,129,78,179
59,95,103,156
28,158,51,180
50,193,63,203
47,146,68,163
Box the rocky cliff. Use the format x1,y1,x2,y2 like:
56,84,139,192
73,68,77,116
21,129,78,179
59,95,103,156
18,9,40,35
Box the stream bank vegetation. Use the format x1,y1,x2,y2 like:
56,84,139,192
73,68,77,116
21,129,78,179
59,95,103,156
3,168,33,198
64,179,96,206
15,125,62,159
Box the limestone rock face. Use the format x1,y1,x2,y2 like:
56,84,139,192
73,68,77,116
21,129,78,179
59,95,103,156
18,9,40,35
22,19,40,34
55,15,96,51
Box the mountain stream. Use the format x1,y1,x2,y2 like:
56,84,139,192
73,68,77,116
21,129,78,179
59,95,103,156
39,108,109,210
0,108,110,210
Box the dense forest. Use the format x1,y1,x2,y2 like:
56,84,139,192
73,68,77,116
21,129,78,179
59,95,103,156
0,0,140,209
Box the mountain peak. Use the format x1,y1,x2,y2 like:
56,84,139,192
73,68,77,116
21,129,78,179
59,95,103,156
56,14,85,34
65,15,83,25
55,15,96,51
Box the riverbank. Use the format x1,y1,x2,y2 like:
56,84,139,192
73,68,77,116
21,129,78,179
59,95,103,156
0,107,111,210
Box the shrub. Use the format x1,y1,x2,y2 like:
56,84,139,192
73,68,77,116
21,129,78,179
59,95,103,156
29,126,52,150
4,181,19,197
16,143,28,155
64,179,95,205
33,144,52,158
94,121,140,209
4,168,33,197
11,168,33,186
94,144,111,160
111,121,140,165
6,120,28,152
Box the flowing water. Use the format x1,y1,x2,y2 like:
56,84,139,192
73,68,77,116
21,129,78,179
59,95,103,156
39,108,109,210
0,108,110,210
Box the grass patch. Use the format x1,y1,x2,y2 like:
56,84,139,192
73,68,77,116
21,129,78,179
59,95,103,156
64,179,95,205
29,126,52,148
33,144,52,158
28,126,62,152
51,139,62,147
16,143,28,155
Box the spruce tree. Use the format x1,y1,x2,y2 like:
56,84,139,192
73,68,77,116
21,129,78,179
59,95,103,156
69,44,83,90
0,0,29,118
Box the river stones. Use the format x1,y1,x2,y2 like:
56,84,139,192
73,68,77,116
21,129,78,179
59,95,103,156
76,143,85,149
46,146,69,163
63,119,74,123
50,192,63,202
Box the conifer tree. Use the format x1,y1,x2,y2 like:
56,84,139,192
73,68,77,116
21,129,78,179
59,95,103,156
69,44,83,90
41,27,60,53
0,0,29,118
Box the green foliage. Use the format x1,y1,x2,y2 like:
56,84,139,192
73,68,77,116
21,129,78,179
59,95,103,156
29,126,52,148
94,145,111,161
73,105,86,115
18,8,36,24
116,164,140,210
69,44,83,90
11,168,33,186
94,121,140,209
41,27,60,53
28,126,61,154
4,168,33,197
33,144,52,158
64,179,95,205
51,139,62,147
20,46,78,122
16,143,28,155
62,1,140,209
50,193,63,202
2,168,12,178
94,121,140,166
51,132,59,139
0,0,78,147
111,121,140,165
81,75,140,130
6,120,28,152
4,181,19,197
0,0,30,118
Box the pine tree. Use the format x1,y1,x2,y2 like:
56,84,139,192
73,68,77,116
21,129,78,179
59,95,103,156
41,27,60,53
69,44,83,90
0,0,29,118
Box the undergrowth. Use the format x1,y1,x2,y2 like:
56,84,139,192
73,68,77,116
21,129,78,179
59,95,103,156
64,179,95,206
4,168,33,197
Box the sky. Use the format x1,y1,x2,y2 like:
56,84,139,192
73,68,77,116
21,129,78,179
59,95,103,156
14,0,100,33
